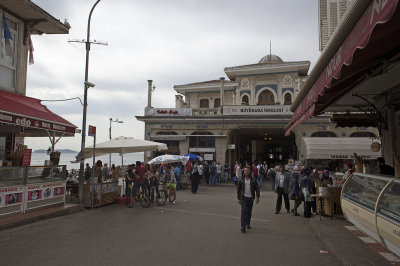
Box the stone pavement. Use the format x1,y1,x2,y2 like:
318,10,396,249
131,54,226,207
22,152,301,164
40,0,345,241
0,184,395,265
0,203,83,231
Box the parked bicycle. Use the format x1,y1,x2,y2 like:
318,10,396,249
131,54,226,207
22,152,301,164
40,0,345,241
156,182,176,206
126,183,150,208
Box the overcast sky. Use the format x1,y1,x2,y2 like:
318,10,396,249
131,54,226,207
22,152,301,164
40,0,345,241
25,0,320,151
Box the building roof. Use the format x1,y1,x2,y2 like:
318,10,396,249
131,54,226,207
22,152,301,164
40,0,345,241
0,0,69,34
258,54,284,64
174,79,238,94
224,60,311,80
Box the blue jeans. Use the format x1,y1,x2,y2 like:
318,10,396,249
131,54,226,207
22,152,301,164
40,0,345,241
217,173,221,184
176,175,180,191
209,173,216,186
257,174,264,188
224,172,228,183
270,177,275,190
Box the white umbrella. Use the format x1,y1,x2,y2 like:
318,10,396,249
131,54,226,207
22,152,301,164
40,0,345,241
75,136,167,162
148,154,188,165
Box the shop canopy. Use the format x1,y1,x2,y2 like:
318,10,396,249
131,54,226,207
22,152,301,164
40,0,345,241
301,137,380,160
75,136,168,161
0,0,69,35
0,90,77,137
286,0,400,135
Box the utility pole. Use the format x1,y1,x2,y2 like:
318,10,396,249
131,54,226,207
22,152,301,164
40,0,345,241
71,0,108,203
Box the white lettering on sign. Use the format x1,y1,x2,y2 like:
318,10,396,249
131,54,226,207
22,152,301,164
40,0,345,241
53,124,66,131
370,0,388,25
223,105,291,116
326,46,343,80
0,113,12,121
42,122,51,129
16,117,31,127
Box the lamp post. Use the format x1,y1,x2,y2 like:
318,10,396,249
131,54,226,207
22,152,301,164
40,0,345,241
78,0,101,203
109,118,124,167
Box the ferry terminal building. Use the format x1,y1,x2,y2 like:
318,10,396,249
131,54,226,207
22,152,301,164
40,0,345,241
136,54,378,170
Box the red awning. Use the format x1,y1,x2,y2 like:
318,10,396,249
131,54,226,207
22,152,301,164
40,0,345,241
286,0,400,136
0,90,77,135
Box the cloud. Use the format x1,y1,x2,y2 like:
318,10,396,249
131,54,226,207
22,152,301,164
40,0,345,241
25,0,320,152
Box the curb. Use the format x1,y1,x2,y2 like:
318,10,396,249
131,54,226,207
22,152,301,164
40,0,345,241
0,204,84,232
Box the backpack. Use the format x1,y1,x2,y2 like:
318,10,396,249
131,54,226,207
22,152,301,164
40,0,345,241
259,165,266,175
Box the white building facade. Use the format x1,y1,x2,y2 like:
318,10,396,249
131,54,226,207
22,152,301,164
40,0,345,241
136,54,378,171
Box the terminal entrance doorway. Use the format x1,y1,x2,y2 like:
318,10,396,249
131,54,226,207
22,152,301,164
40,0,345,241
229,128,296,165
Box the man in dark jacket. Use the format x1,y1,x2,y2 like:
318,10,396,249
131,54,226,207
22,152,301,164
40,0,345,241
371,157,395,176
237,166,260,233
274,165,291,214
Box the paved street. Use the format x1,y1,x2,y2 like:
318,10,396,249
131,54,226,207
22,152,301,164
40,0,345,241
1,184,390,265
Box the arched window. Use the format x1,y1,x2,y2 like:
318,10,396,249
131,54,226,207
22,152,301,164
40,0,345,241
241,95,249,105
284,93,292,105
214,98,221,108
311,131,337,137
189,131,215,147
199,99,209,108
258,90,275,105
350,132,376,138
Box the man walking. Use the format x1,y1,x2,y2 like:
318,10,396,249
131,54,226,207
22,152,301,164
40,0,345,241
257,161,266,188
275,165,290,214
209,162,217,187
267,166,276,190
191,161,200,194
237,166,260,233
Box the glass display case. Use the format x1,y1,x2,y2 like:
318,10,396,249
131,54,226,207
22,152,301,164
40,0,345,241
341,173,400,257
0,166,67,216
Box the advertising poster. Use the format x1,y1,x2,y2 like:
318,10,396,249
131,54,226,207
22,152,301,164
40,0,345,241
21,149,32,166
5,193,23,205
0,186,24,206
53,187,65,196
28,190,42,201
27,182,65,202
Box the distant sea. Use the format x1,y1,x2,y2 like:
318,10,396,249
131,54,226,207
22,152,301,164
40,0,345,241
31,152,144,170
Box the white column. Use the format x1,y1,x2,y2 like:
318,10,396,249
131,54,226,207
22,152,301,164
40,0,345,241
147,80,153,107
220,77,225,106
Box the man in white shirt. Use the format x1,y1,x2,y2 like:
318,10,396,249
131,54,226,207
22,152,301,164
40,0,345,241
237,166,260,233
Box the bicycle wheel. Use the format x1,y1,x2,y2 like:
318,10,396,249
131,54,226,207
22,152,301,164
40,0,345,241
156,189,166,206
168,190,176,203
139,192,150,208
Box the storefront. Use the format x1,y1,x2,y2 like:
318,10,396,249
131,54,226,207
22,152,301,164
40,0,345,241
0,89,77,166
286,0,400,165
286,0,400,254
0,2,76,216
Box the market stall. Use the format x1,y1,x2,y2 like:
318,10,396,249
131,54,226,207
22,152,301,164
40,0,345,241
83,182,119,208
341,172,400,257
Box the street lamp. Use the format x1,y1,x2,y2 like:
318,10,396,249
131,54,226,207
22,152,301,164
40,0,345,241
78,0,102,203
109,118,124,166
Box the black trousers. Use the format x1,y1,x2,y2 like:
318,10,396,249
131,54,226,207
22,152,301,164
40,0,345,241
304,201,312,218
276,187,290,212
191,172,199,193
293,197,302,213
241,196,254,227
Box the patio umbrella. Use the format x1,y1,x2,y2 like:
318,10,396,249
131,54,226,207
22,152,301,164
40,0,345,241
183,153,203,161
148,154,188,165
75,136,167,163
